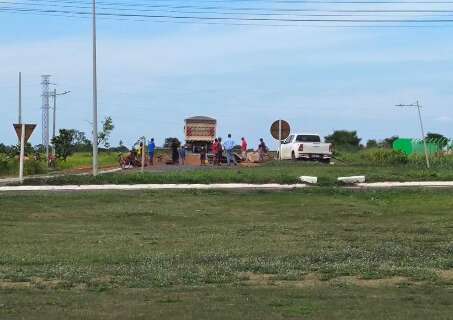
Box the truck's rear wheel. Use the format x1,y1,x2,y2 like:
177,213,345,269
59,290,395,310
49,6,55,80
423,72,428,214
291,151,296,161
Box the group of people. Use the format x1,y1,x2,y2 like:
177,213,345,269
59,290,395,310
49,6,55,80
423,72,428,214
122,135,268,169
169,140,187,165
206,135,268,166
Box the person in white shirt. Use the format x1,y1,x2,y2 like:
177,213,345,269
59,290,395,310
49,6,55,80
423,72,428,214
223,134,237,166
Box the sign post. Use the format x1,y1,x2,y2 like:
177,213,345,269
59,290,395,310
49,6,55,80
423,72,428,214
19,124,25,183
13,124,37,184
141,136,146,173
270,120,290,160
278,120,282,160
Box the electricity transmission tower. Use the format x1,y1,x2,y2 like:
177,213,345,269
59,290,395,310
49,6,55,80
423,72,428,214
41,75,51,160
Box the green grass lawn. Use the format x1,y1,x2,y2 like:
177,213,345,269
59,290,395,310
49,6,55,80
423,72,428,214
0,152,119,178
1,189,452,319
55,152,120,171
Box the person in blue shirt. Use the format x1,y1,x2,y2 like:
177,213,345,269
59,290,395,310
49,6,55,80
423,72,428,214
223,134,237,166
148,138,156,166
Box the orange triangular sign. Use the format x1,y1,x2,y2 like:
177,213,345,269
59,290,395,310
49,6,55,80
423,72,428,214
14,124,37,144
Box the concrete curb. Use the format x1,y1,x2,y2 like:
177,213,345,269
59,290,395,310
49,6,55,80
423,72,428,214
1,181,453,192
356,181,453,188
0,183,308,192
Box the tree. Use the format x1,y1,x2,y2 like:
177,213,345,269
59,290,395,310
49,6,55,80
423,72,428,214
366,139,378,148
110,140,129,153
70,130,92,152
426,132,449,147
163,137,181,148
52,129,76,160
380,136,399,148
325,130,361,148
34,144,46,154
0,143,10,154
97,116,114,149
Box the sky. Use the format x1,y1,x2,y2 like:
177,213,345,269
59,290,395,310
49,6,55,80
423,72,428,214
1,0,453,149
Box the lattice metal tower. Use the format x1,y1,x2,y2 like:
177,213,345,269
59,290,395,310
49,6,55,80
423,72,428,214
41,75,51,158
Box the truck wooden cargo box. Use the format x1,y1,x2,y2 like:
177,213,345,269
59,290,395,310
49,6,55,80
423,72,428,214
184,116,217,152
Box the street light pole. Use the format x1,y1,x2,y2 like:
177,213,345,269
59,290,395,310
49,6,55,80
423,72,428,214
396,101,430,169
53,89,56,141
92,0,99,176
51,89,70,153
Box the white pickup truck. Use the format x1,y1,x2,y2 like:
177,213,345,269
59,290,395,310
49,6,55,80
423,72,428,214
280,133,333,163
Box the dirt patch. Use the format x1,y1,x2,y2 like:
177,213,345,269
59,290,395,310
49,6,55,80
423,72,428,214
332,276,410,288
239,162,263,168
438,270,453,281
240,272,326,288
240,273,413,289
239,272,275,286
64,165,119,175
0,281,31,289
0,277,66,290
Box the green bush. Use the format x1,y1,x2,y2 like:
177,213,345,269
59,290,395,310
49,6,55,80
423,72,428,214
24,159,47,175
360,149,408,165
408,153,453,169
0,158,10,176
0,156,46,177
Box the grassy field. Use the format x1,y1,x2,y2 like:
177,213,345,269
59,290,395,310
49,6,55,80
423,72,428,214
0,152,119,178
22,159,453,186
1,189,452,319
55,152,120,171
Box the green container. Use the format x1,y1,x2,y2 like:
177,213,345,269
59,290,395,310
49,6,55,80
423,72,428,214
393,138,441,156
393,139,413,155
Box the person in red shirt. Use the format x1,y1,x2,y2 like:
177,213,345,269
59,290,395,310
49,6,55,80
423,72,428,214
241,137,248,161
211,138,219,165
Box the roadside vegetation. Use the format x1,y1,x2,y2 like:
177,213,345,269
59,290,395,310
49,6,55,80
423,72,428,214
1,189,452,319
20,153,453,186
0,152,120,178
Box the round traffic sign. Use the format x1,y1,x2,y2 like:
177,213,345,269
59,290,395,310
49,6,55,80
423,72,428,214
270,120,290,141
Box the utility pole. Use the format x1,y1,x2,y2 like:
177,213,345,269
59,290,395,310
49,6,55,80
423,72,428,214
52,89,57,142
18,72,22,124
51,89,71,140
92,0,99,176
396,101,430,169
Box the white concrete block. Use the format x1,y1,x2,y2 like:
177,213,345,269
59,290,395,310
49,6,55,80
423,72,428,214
338,176,366,184
299,176,318,184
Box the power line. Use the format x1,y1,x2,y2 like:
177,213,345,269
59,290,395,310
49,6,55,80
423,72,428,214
2,0,453,28
4,0,453,17
5,1,453,18
11,0,453,12
2,5,453,22
5,7,453,27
